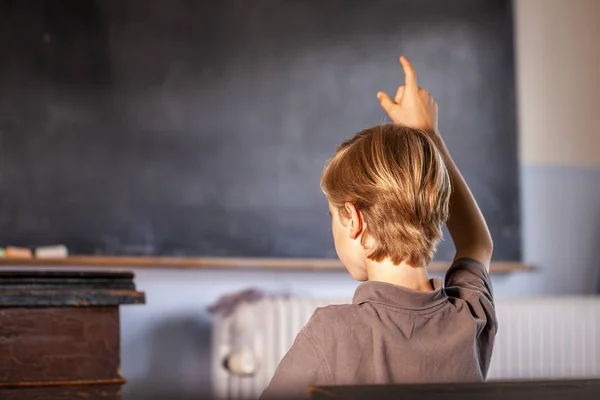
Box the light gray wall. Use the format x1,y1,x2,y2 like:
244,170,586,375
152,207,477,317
509,0,600,296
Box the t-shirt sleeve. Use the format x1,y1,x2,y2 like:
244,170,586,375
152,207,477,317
259,327,332,400
444,257,497,377
445,257,494,303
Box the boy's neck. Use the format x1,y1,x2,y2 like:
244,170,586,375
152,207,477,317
365,258,433,291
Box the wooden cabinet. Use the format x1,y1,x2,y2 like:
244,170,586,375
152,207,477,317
0,270,145,399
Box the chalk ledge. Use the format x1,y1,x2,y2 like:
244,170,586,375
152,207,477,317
0,256,535,274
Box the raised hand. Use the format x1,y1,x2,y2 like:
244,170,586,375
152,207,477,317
377,56,438,132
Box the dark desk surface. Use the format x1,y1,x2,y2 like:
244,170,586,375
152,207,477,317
310,379,600,400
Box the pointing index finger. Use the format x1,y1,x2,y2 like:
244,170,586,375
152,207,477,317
399,56,418,89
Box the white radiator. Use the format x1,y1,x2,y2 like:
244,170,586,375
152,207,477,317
211,296,600,400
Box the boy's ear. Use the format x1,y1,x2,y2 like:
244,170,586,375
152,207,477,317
344,202,364,240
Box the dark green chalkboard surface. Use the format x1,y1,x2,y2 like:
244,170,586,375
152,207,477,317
0,0,519,260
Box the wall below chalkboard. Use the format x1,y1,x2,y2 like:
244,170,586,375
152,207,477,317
0,0,519,260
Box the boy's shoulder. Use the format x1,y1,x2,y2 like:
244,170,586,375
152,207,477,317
444,257,494,303
303,303,362,339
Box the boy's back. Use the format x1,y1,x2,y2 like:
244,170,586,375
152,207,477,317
260,57,496,399
261,258,496,399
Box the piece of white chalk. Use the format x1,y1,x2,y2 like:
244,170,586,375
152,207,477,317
35,245,69,258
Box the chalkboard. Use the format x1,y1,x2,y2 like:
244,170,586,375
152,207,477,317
0,0,520,260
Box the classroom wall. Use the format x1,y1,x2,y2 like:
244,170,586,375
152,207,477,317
502,0,600,296
516,0,600,168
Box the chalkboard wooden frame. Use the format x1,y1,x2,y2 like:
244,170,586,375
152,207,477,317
0,257,534,274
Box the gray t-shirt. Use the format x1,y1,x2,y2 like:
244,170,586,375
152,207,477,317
260,257,497,399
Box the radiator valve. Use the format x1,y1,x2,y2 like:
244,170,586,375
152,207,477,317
223,350,260,376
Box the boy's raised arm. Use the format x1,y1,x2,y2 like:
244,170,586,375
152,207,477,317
431,131,494,269
377,56,493,270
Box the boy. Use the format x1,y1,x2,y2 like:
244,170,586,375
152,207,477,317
260,56,496,399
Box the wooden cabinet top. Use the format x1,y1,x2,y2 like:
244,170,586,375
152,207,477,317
0,270,145,307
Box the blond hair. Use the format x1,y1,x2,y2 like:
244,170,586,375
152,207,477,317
320,124,451,266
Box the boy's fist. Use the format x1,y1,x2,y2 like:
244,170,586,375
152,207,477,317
377,56,438,132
